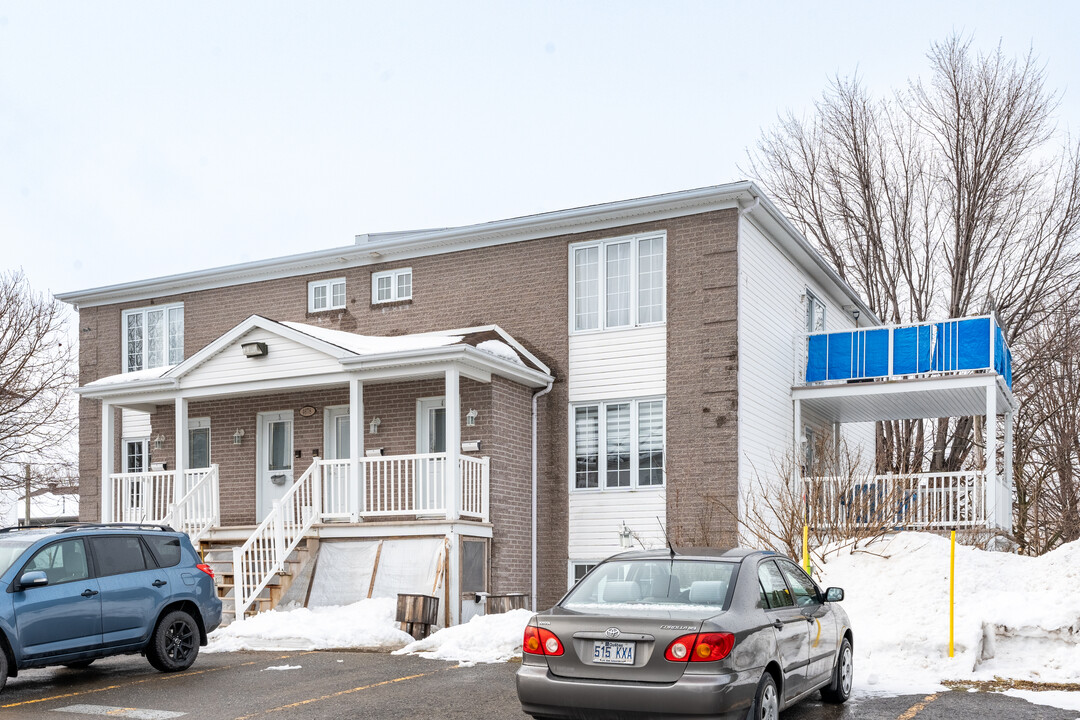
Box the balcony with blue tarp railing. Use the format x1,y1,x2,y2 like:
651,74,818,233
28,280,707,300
804,315,1012,389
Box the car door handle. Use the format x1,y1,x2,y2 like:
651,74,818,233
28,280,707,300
81,588,99,598
772,619,784,629
152,579,167,588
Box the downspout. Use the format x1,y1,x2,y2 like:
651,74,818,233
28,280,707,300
531,379,554,612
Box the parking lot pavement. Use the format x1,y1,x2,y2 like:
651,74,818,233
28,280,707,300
1,651,1077,720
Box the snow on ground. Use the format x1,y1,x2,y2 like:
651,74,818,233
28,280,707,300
205,598,413,653
817,533,1080,699
1002,689,1080,713
392,609,533,667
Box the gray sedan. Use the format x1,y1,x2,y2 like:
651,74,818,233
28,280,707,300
516,548,852,719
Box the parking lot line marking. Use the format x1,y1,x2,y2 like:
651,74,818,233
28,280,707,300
897,693,940,720
0,661,262,710
233,666,458,720
53,704,186,719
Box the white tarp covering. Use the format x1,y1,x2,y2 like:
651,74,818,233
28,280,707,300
307,537,445,608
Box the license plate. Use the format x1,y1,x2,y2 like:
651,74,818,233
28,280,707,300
592,640,635,665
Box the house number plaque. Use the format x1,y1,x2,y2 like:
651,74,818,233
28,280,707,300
299,405,317,417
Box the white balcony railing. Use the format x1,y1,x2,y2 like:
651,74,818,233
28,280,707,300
803,471,1010,531
107,466,215,526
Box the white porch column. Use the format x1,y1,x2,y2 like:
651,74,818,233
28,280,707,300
175,397,188,505
985,384,998,527
445,367,461,520
349,377,364,521
1004,410,1014,530
101,401,115,522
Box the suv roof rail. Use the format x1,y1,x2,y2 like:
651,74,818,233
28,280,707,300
58,522,177,533
0,522,85,534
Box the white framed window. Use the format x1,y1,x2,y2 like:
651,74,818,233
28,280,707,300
570,562,598,588
371,268,413,304
571,397,665,491
569,232,666,333
308,278,347,312
806,290,826,332
122,303,184,373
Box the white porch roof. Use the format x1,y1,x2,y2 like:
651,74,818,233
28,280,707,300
77,315,553,406
792,374,1016,424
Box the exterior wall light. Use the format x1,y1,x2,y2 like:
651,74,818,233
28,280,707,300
618,521,634,549
369,417,381,434
461,440,481,453
233,428,245,445
241,341,268,358
364,448,385,457
152,434,166,451
465,409,479,427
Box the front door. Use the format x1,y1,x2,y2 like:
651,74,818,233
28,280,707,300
416,397,446,512
257,411,294,522
121,438,149,521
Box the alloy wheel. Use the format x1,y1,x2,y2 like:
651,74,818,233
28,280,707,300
164,619,195,663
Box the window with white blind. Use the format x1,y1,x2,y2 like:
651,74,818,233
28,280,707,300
371,268,412,304
572,398,665,491
569,233,666,333
309,278,347,312
122,304,184,373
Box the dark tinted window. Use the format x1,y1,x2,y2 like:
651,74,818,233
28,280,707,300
24,538,90,585
778,560,820,607
145,535,182,568
91,536,150,576
758,560,794,609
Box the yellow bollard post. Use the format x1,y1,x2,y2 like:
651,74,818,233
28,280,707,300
803,525,810,574
949,529,955,658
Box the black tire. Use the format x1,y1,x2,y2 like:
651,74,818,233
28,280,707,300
821,636,853,704
64,659,95,670
749,671,779,720
0,646,8,693
146,610,199,673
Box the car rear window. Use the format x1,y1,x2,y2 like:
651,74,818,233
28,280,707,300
561,559,738,618
91,535,153,576
144,534,183,567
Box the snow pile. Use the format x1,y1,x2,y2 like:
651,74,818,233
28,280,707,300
205,598,413,652
84,365,175,386
393,609,533,666
475,339,523,365
817,533,1080,696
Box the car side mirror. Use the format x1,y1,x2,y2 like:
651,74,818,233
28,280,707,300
824,587,844,603
19,570,49,590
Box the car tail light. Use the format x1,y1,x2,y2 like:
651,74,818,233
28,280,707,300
665,632,735,662
522,626,564,656
196,563,215,579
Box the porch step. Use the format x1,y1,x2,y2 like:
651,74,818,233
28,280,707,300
200,535,317,626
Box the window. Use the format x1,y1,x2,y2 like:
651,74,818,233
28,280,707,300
144,535,182,568
122,304,184,373
570,233,665,332
24,539,90,585
90,536,152,576
572,563,597,586
806,291,826,333
758,560,794,609
572,398,665,490
308,278,347,312
371,268,412,304
777,560,821,607
124,439,147,474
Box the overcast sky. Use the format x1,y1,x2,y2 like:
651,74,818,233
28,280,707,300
2,1,1078,300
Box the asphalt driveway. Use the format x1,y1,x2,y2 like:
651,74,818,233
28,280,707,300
0,651,1075,720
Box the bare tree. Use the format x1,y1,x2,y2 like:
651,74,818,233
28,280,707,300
0,270,77,494
745,35,1080,483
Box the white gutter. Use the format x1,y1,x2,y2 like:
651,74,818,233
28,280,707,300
531,378,554,612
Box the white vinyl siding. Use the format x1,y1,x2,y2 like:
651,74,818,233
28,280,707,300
568,326,666,402
568,490,667,565
181,328,343,388
122,304,183,373
569,232,665,333
309,278,346,312
736,217,874,504
572,398,665,491
371,268,412,304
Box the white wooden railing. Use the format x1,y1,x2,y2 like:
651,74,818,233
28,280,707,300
460,456,490,520
162,465,220,545
107,467,216,527
232,460,321,619
802,471,1009,530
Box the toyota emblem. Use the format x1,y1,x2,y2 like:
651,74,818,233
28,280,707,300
605,627,621,639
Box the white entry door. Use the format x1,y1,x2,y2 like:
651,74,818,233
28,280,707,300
257,411,294,522
416,397,446,512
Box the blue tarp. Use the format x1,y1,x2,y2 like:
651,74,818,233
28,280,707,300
893,325,933,374
861,329,890,377
807,334,828,382
826,332,853,380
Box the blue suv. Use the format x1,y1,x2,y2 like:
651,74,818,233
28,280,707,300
0,523,222,691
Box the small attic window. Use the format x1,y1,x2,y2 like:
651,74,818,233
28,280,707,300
372,268,412,304
309,278,346,312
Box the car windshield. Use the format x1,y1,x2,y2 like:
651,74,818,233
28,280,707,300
561,558,738,619
0,535,46,577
